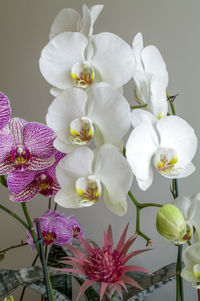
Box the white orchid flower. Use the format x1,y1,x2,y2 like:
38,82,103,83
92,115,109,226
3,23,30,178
49,4,104,40
126,110,197,190
55,145,133,216
132,33,168,118
174,193,200,242
46,85,131,153
181,242,200,287
39,30,135,93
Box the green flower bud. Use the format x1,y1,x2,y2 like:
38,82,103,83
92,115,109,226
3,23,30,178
156,204,187,244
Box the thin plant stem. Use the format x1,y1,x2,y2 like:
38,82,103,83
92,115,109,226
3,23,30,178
36,221,54,301
48,198,52,210
54,203,57,211
21,202,40,255
0,204,29,230
0,175,8,187
139,202,162,209
0,242,27,254
197,283,200,301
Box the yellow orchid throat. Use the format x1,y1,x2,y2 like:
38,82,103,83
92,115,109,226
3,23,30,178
75,176,101,207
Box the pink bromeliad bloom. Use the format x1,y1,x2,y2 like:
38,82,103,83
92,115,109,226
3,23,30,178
27,210,84,249
62,225,151,300
8,151,65,202
0,92,11,131
0,117,55,174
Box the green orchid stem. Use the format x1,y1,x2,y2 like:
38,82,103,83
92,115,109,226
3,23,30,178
176,244,184,301
130,104,148,110
128,191,161,246
0,175,8,187
21,202,40,255
0,204,29,230
169,100,177,116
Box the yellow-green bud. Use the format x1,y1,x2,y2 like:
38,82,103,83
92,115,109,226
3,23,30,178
156,204,187,244
4,297,14,301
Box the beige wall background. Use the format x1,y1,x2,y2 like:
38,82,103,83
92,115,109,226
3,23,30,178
0,0,200,300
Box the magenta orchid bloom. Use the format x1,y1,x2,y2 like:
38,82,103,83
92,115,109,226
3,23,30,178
62,224,151,300
27,210,84,249
8,152,65,202
0,92,11,132
68,215,85,239
0,117,55,175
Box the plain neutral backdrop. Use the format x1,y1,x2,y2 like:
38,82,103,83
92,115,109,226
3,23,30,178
0,0,200,300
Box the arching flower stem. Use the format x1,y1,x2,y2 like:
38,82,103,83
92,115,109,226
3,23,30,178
130,104,148,110
0,203,29,230
128,190,162,246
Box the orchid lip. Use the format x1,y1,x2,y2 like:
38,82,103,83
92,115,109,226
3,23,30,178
75,175,101,207
155,147,178,176
11,146,31,170
70,61,95,88
69,117,94,145
36,173,54,196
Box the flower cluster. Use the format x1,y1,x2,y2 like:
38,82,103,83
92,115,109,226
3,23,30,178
27,210,84,249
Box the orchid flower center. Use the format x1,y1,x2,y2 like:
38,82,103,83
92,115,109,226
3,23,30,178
69,117,94,145
42,230,57,245
72,225,81,238
193,264,200,281
155,148,178,175
75,175,101,207
36,173,53,196
11,146,31,170
70,61,95,88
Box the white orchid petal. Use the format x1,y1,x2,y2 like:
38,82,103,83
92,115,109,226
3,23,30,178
50,87,63,96
53,137,77,153
155,162,195,179
183,243,200,269
49,8,80,40
149,76,168,118
55,189,80,208
39,32,88,89
137,167,153,191
126,122,158,183
79,4,92,37
58,147,93,178
89,5,104,24
131,109,157,127
174,196,194,220
181,267,197,282
142,46,168,78
47,88,87,133
157,116,197,166
91,32,135,88
94,144,133,206
87,86,131,147
132,32,143,71
103,185,127,216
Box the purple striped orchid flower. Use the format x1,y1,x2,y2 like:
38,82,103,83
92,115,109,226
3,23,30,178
8,151,65,202
0,117,56,175
0,92,11,132
27,210,84,249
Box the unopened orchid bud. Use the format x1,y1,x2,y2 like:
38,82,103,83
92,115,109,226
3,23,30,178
4,296,14,301
156,204,187,244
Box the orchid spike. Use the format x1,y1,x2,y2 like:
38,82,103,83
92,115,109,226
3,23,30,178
61,224,151,300
8,151,65,202
0,117,56,175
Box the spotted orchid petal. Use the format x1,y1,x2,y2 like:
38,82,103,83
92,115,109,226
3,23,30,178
23,122,55,158
9,118,27,146
29,156,55,171
0,155,15,175
8,169,36,195
94,144,133,215
9,182,38,203
0,92,11,131
0,132,13,162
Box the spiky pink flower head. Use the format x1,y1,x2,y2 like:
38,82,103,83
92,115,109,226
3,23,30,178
27,210,84,249
0,117,56,175
61,224,151,300
0,92,11,131
8,151,65,202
